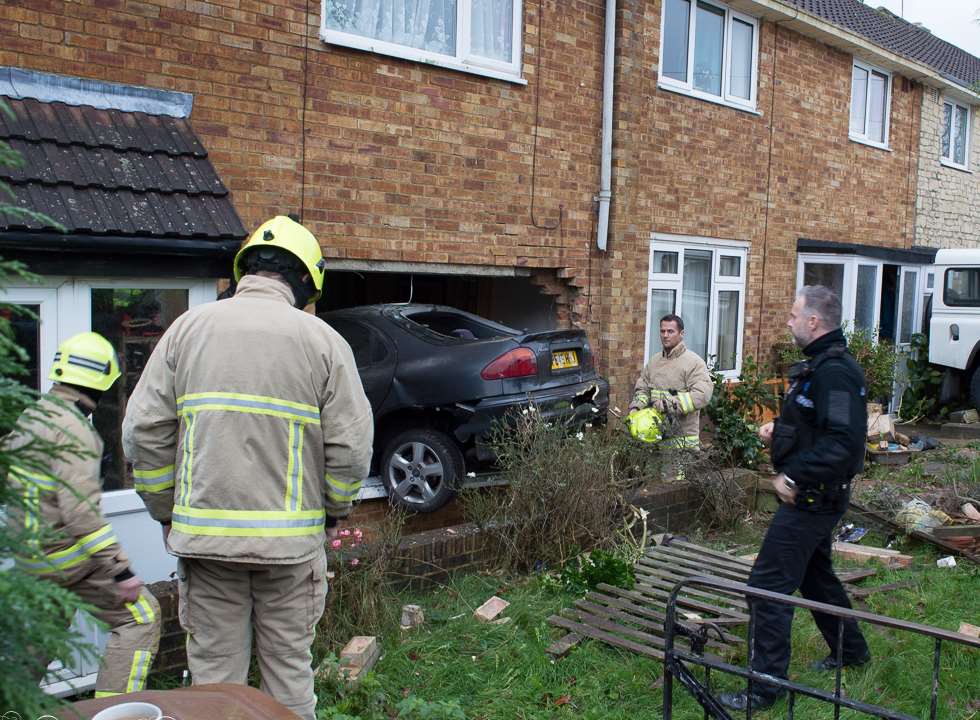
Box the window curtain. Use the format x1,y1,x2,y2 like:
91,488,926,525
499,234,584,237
326,0,457,55
682,249,711,359
470,0,513,62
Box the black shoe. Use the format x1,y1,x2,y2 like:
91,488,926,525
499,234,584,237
717,691,779,712
809,652,871,672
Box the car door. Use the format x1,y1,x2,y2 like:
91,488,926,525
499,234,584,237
325,317,396,412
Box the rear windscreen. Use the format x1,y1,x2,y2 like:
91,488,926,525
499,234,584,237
401,311,513,340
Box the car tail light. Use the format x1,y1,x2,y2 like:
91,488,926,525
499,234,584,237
481,347,537,380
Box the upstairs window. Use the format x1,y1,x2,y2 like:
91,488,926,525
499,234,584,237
659,0,759,111
849,59,891,149
941,98,971,170
322,0,523,82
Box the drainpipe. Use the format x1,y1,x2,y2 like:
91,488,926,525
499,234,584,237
596,0,616,251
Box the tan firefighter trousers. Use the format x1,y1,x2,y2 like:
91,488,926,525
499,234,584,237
58,572,161,697
176,548,328,720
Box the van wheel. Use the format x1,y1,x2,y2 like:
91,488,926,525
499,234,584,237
970,368,980,411
381,429,463,513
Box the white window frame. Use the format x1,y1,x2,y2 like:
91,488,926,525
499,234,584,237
849,58,892,150
320,0,525,84
645,234,749,379
657,0,760,113
940,96,972,172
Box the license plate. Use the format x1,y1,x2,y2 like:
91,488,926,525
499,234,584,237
551,350,579,370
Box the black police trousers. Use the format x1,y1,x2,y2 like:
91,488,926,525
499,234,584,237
747,502,869,697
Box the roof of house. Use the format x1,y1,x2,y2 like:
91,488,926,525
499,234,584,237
0,96,245,241
784,1,980,89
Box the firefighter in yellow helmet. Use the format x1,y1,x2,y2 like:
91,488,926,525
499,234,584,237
122,216,374,720
4,332,160,697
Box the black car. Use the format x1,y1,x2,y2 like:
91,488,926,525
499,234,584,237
320,304,610,512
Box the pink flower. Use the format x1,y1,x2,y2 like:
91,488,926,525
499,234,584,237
350,558,360,567
353,529,363,538
330,539,342,549
340,529,351,537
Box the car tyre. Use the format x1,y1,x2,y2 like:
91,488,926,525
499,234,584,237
381,429,464,513
970,367,980,412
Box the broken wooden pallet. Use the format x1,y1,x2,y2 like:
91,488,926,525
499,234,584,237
547,539,749,661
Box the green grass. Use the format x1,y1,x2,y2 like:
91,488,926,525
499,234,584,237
316,533,980,719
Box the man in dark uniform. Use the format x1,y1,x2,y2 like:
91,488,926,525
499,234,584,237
720,285,871,712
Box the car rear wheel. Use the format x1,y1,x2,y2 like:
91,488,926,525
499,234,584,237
381,429,463,513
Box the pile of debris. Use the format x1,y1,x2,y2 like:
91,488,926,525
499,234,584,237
865,404,937,464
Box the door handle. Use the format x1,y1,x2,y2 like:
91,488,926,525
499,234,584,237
951,324,959,341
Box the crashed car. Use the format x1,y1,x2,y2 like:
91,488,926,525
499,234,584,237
320,304,609,512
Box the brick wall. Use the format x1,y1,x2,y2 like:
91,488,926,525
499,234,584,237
915,87,980,249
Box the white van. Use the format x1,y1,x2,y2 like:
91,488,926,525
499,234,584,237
929,248,980,407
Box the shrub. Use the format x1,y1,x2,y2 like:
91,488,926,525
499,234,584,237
899,333,947,421
462,410,666,573
704,356,776,469
554,547,636,595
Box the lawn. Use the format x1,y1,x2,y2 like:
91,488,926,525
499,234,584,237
316,518,980,720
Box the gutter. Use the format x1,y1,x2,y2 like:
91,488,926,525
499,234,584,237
727,0,980,105
596,0,616,251
0,231,241,256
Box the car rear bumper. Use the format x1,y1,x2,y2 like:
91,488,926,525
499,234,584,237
452,377,610,459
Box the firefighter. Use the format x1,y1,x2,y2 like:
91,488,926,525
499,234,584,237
122,216,374,720
628,313,713,448
6,332,160,698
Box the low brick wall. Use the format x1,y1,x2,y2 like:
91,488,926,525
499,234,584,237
147,480,711,679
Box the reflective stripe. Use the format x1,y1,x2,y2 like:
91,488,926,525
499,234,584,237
10,465,59,491
649,389,672,398
326,474,361,503
133,464,176,493
179,413,196,506
94,691,121,698
284,421,304,512
677,392,695,413
126,650,153,693
632,392,649,406
17,524,116,573
176,392,320,425
171,504,325,537
66,354,110,374
24,484,40,535
126,594,157,625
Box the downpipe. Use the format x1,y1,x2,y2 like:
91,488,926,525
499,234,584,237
596,0,616,251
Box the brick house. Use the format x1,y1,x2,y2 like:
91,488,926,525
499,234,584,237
2,0,979,689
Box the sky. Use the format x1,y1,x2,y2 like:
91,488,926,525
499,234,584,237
872,0,980,58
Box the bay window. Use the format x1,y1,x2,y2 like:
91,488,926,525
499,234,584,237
322,0,523,82
659,0,759,111
646,235,749,377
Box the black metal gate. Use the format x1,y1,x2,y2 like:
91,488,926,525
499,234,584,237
662,576,980,720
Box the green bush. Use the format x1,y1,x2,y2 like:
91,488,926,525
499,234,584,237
899,333,946,421
705,356,776,469
554,548,635,595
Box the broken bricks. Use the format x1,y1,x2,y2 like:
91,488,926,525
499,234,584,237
474,595,510,623
315,635,381,687
400,604,424,630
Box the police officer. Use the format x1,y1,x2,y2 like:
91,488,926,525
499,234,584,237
6,332,160,697
123,216,373,720
719,285,870,712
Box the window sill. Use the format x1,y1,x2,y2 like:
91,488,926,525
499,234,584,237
849,135,892,152
940,158,973,174
657,82,761,115
320,30,527,85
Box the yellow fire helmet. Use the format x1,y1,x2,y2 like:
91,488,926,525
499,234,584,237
49,332,121,392
626,407,665,444
233,216,326,304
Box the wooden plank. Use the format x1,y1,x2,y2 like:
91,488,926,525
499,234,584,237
669,539,756,568
649,544,755,577
641,551,750,583
586,590,740,644
847,580,915,600
849,501,980,566
633,564,750,610
631,573,747,616
577,597,734,652
833,542,914,568
637,555,750,593
631,578,750,621
545,632,582,658
931,525,980,539
547,615,665,660
595,584,747,628
836,568,878,584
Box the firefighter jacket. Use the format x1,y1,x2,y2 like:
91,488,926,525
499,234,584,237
4,384,131,581
629,342,713,447
122,275,374,565
770,328,867,512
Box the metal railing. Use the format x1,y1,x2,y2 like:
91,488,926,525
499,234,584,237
662,576,980,720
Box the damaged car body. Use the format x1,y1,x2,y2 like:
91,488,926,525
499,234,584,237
320,304,610,512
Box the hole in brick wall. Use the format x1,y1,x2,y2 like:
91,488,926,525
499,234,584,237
316,271,563,332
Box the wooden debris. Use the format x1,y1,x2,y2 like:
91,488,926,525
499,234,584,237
400,604,424,629
832,542,913,568
964,504,980,522
546,632,582,658
847,580,915,600
949,409,980,424
958,623,980,639
850,500,980,566
474,596,510,623
931,525,980,539
836,568,878,584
